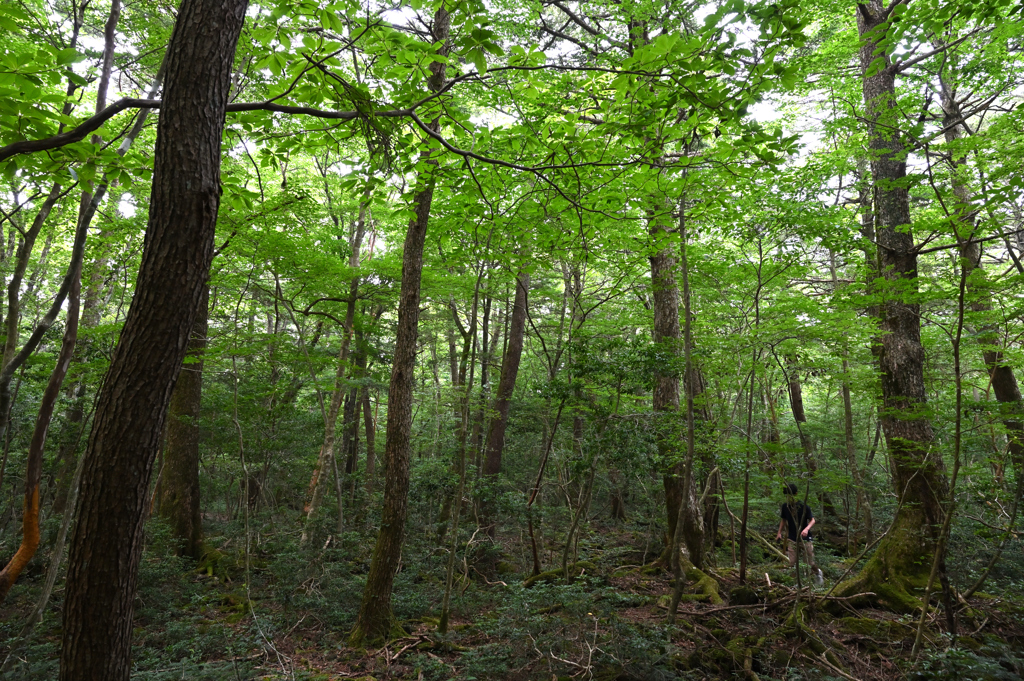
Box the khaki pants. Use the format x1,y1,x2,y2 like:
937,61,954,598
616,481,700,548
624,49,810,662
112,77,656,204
785,538,818,571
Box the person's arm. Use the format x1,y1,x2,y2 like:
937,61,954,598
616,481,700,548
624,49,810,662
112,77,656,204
801,517,815,538
777,519,786,541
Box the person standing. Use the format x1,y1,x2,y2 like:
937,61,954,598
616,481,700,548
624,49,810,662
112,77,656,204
776,483,824,585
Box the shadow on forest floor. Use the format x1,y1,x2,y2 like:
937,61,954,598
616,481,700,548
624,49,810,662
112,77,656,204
3,516,1024,680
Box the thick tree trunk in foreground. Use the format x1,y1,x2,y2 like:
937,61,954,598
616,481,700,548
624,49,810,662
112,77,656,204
837,0,947,611
159,285,208,559
349,6,450,647
60,0,247,677
480,271,529,533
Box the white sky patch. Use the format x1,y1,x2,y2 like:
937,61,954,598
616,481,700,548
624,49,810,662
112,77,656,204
119,195,136,218
749,100,783,123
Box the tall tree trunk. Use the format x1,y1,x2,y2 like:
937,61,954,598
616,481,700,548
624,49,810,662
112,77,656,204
837,0,948,611
349,7,450,646
158,285,208,559
60,0,247,677
363,387,376,497
649,212,704,569
471,292,492,469
480,270,529,536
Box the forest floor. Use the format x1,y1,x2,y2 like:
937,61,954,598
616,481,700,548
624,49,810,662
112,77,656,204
3,515,1024,680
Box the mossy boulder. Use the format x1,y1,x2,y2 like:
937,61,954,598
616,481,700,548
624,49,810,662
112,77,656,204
522,561,597,587
730,585,761,606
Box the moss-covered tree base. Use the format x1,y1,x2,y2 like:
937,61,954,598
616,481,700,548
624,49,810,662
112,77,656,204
832,506,936,613
347,617,407,649
683,560,724,605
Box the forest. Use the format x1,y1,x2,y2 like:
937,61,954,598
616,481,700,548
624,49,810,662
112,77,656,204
1,0,1023,678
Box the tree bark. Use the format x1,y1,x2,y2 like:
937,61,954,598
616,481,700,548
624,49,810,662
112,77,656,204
649,213,704,569
60,0,247,677
158,285,208,559
363,387,376,496
349,6,450,646
480,270,530,534
837,0,948,611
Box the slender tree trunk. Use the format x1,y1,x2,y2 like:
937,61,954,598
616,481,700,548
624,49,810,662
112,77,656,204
837,0,948,610
471,292,492,470
829,250,873,546
363,388,375,496
158,285,208,559
480,271,530,535
302,195,366,536
785,359,842,521
0,235,82,603
60,1,247,677
349,7,450,646
938,77,1024,484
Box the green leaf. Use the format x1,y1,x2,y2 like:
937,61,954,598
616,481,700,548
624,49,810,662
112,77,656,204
469,48,486,74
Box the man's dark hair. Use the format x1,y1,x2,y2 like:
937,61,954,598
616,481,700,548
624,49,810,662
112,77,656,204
783,483,799,496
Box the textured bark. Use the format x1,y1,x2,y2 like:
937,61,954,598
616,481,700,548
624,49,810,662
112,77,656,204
649,217,704,569
60,0,247,677
158,285,208,559
837,0,947,607
349,7,450,646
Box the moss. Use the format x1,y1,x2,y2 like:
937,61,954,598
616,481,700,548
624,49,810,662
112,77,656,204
495,560,518,575
833,504,941,613
658,593,710,608
959,636,983,651
770,648,793,668
836,616,914,640
730,585,761,606
347,617,406,649
522,561,596,587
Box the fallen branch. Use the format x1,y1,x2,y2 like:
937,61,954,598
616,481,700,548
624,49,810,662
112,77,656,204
722,505,787,561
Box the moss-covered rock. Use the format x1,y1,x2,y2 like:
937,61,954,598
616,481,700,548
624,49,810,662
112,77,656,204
522,561,597,587
730,585,761,606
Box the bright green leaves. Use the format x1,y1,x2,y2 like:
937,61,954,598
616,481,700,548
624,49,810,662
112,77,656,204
0,10,84,149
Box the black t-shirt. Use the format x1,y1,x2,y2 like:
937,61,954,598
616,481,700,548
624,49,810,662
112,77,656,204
780,501,814,541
